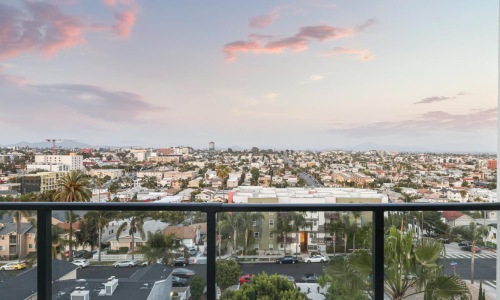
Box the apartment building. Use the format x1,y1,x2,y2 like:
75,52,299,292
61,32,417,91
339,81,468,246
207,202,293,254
88,169,125,180
231,187,388,254
20,172,66,194
33,153,84,171
0,221,36,259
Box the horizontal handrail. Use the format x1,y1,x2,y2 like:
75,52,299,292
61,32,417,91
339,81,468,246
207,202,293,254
0,201,499,211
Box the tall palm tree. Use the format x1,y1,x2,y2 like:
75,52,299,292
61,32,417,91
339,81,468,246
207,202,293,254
83,211,113,261
141,231,176,265
289,212,309,256
326,218,342,255
275,213,293,255
239,212,264,255
452,222,489,284
1,210,32,261
351,211,362,251
54,171,91,262
220,212,242,254
334,226,470,300
116,213,147,260
216,164,231,199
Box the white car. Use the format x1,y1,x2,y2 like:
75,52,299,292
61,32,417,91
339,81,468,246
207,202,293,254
304,254,329,263
113,260,137,268
72,259,90,268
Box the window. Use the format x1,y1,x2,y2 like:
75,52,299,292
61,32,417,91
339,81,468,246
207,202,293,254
252,220,257,226
254,244,260,250
269,244,274,250
310,232,316,238
29,244,34,249
254,232,260,239
0,246,4,251
269,232,274,238
313,220,318,226
279,243,284,249
269,219,274,228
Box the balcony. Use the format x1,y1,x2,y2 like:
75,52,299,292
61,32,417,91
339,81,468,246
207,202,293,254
0,201,498,300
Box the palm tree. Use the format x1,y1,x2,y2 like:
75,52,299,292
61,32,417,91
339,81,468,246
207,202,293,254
239,212,264,255
52,225,68,259
326,218,342,255
289,212,309,256
54,171,91,261
334,226,470,300
1,210,32,261
116,213,147,260
141,230,176,265
351,211,361,251
452,222,489,284
220,212,242,254
275,213,293,255
83,211,113,261
216,164,231,199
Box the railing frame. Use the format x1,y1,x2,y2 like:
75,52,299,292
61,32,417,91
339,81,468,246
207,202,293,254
1,201,498,300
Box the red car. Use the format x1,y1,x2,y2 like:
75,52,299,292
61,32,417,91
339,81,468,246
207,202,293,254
239,274,254,285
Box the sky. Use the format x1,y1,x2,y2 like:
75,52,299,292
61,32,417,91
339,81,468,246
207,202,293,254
0,0,497,152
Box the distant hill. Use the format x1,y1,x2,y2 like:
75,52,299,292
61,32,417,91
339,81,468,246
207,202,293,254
7,140,92,149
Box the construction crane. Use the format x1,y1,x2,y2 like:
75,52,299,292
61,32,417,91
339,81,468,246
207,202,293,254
46,139,62,155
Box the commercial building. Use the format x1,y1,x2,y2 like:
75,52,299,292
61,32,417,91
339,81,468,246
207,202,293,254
20,172,67,194
34,153,84,171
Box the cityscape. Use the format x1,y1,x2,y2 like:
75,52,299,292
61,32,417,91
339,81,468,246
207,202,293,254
0,143,497,299
0,0,497,299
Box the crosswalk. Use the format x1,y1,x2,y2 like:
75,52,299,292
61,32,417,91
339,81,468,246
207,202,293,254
445,253,497,259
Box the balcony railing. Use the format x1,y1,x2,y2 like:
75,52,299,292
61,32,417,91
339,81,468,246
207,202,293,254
0,201,499,300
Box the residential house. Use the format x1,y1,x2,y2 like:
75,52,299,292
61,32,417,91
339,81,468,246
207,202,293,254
163,223,207,248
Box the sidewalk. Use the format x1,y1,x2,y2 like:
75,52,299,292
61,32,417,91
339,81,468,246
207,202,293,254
466,281,496,300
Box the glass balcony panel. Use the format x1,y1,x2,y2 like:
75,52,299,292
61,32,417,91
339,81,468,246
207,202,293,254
216,210,374,299
51,210,207,300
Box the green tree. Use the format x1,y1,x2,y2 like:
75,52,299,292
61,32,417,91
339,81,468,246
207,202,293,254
289,212,309,256
220,212,242,254
220,273,307,300
319,255,370,300
140,230,176,265
216,164,231,188
275,213,293,255
250,167,260,185
216,259,241,292
116,212,147,260
189,275,206,300
239,212,264,255
55,171,91,261
83,211,114,261
339,226,471,300
452,222,489,284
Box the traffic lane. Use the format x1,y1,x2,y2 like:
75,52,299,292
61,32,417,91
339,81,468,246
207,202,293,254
442,258,496,280
77,265,207,280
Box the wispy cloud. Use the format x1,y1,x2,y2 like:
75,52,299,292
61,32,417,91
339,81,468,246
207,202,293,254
249,12,280,29
327,108,497,138
0,1,85,60
300,74,324,84
224,18,376,61
415,91,470,104
0,0,139,61
322,47,374,61
0,71,164,129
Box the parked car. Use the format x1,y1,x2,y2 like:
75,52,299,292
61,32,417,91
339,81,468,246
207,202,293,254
172,268,195,278
139,261,149,267
74,250,90,258
301,273,318,283
239,274,254,285
438,238,450,244
0,261,27,271
304,254,329,263
458,241,471,247
276,256,299,264
173,257,189,267
462,245,481,253
72,259,90,269
172,276,188,287
113,260,137,268
188,248,198,256
224,255,241,265
279,274,296,284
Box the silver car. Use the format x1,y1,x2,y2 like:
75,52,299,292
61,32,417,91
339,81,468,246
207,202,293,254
113,260,137,268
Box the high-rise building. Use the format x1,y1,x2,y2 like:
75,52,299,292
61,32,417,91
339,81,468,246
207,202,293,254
209,141,215,151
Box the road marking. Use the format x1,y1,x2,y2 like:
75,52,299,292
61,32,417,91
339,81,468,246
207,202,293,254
483,280,496,289
446,253,496,259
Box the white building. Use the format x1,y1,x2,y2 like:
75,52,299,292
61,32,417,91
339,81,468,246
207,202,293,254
34,154,84,171
26,163,69,172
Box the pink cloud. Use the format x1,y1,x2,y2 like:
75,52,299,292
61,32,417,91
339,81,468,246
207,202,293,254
323,47,374,61
224,19,375,61
0,1,85,60
112,11,136,38
249,12,280,28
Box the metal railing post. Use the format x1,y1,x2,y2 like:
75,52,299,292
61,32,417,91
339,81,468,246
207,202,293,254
373,209,384,300
37,208,52,300
206,208,217,300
